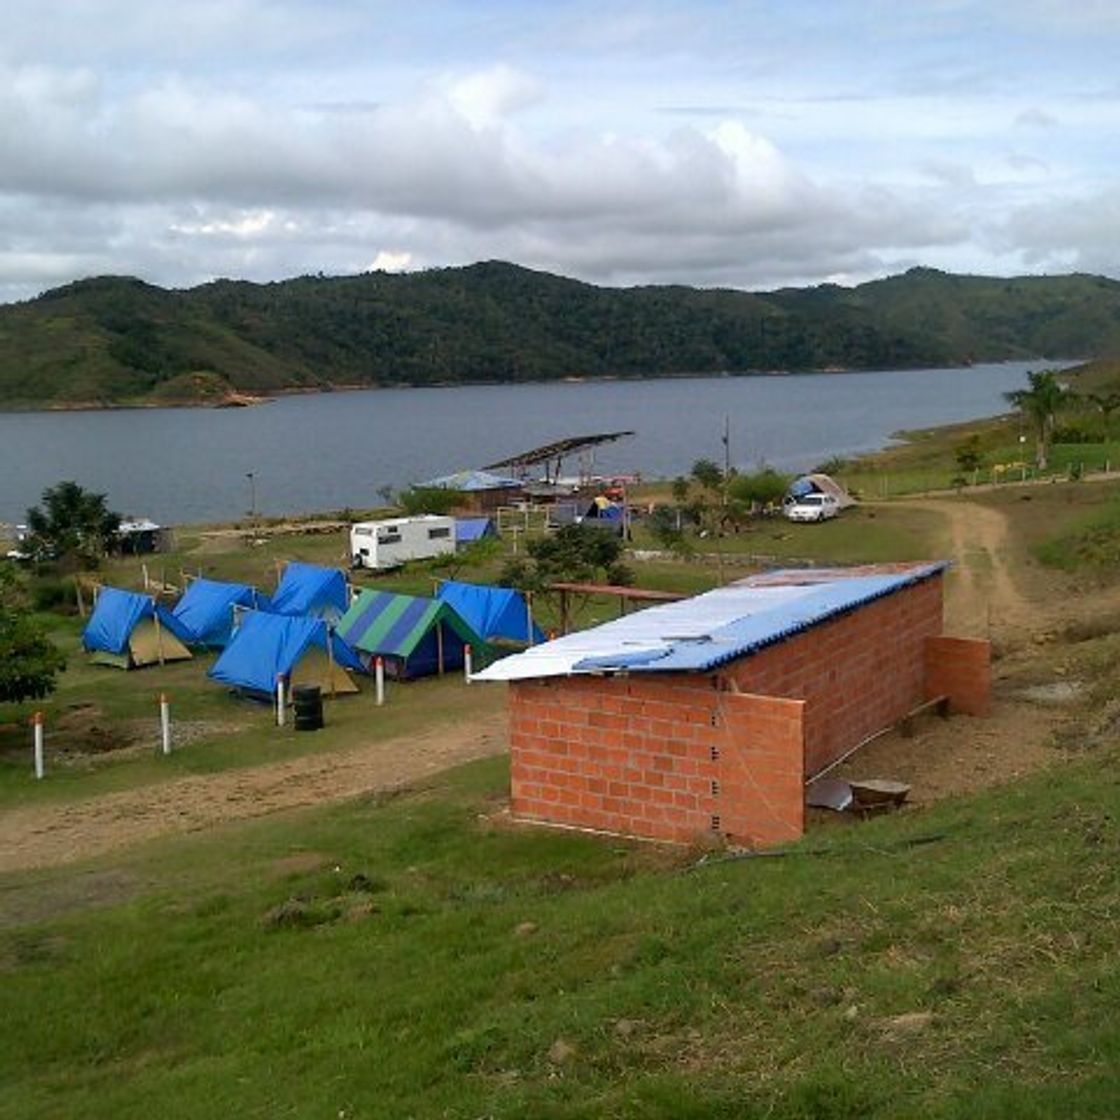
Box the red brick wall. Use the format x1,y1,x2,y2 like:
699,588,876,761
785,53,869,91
509,573,953,846
924,636,991,716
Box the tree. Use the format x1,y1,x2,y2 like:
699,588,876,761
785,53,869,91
953,435,984,486
1086,390,1120,444
396,486,461,516
1004,370,1070,471
24,481,121,570
0,564,66,704
728,467,791,510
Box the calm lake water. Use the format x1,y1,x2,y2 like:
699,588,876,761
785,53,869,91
0,361,1061,525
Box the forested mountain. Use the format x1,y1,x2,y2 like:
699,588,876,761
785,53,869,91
1,262,1118,406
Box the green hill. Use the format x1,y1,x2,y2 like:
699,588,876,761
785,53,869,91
2,263,1120,407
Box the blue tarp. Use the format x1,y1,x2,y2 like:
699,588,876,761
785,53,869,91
436,580,544,645
269,562,349,620
83,587,192,654
209,611,364,695
172,578,268,648
455,517,496,545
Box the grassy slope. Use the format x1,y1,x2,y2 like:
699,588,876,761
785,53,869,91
1,746,1118,1119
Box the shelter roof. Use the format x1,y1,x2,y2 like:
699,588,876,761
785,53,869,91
421,469,523,492
483,431,634,472
474,563,947,681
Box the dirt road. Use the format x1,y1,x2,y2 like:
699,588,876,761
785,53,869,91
0,713,507,873
893,498,1034,640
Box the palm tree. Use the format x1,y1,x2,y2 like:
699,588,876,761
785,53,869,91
1004,370,1069,471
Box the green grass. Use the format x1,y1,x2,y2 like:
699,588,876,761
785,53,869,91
1,745,1119,1118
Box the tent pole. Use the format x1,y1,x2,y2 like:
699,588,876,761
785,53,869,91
437,620,445,676
327,627,337,699
526,591,534,645
153,608,165,666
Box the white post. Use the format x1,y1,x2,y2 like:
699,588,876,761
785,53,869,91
276,675,286,727
32,711,44,780
464,643,473,683
375,656,385,706
159,693,172,755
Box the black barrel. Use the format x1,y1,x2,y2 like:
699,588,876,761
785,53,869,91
291,684,323,731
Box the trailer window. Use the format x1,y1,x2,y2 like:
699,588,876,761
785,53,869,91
378,530,402,543
427,527,451,539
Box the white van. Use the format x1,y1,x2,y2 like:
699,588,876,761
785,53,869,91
350,515,456,570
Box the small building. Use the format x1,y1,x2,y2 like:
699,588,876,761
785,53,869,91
419,470,525,514
475,564,990,848
349,515,457,570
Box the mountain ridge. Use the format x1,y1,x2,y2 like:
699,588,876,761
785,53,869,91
1,262,1117,407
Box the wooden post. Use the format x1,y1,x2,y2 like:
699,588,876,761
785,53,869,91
159,693,171,755
436,620,445,676
326,628,337,699
32,711,44,780
141,562,150,590
153,608,165,666
375,656,385,706
276,675,286,727
464,644,473,683
560,589,570,635
525,591,534,645
73,576,86,619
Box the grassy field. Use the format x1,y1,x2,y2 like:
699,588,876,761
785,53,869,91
2,740,1119,1119
5,436,1120,1116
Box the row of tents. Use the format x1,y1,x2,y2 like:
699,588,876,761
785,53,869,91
81,562,543,699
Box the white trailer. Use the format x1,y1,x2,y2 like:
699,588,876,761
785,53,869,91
350,515,456,570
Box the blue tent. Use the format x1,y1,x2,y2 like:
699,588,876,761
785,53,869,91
436,580,544,646
455,517,497,546
209,611,364,697
83,586,194,668
172,578,269,648
269,562,349,621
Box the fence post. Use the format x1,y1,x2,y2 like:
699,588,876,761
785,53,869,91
276,674,286,727
32,711,44,780
464,644,473,683
375,656,385,706
159,693,172,755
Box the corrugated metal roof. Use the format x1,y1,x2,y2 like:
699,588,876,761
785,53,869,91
473,563,947,682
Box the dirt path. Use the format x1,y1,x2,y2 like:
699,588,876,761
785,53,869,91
893,498,1034,640
0,713,507,873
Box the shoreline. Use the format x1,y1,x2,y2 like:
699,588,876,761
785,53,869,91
0,358,1066,415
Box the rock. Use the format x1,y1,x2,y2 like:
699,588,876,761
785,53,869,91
514,921,539,938
548,1038,576,1065
883,1011,935,1034
613,1018,642,1039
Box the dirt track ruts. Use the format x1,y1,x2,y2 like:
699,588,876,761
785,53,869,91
0,713,508,873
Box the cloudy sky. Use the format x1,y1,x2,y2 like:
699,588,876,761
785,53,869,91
2,0,1118,303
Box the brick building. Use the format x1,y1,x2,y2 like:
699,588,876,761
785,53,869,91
475,564,990,847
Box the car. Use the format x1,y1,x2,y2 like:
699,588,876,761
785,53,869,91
784,493,840,522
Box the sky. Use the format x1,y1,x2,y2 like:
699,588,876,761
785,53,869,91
2,0,1119,304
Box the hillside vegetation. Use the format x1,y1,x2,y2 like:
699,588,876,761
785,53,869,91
2,264,1120,406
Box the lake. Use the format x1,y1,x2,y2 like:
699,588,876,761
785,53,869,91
0,361,1060,525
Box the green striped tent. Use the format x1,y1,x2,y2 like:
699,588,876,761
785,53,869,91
336,590,486,679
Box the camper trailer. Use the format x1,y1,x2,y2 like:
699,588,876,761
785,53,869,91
350,515,456,570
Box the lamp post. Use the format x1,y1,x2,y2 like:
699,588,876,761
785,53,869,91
247,472,257,537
